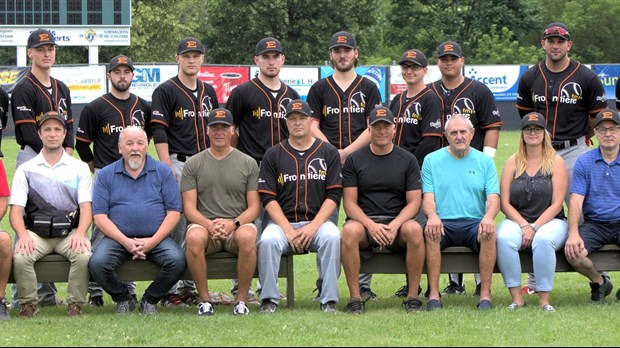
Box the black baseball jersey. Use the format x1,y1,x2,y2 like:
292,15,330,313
307,75,381,149
150,76,219,156
389,86,443,165
429,77,502,151
76,93,151,169
617,78,620,111
11,72,73,152
226,77,300,163
516,60,607,140
0,87,8,156
342,145,421,218
258,138,342,222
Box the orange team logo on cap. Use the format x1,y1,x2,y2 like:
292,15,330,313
214,110,227,118
291,102,303,110
406,51,417,58
601,111,614,119
186,41,197,48
39,33,50,41
443,44,454,52
528,114,539,121
266,41,276,48
337,35,348,43
117,57,128,64
376,109,387,117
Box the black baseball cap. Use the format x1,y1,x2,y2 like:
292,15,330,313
368,106,394,126
177,37,205,55
594,108,620,127
255,37,283,55
207,108,233,126
285,99,312,118
38,111,66,129
27,28,56,48
542,22,571,41
437,41,462,58
329,31,356,50
107,55,134,72
399,49,428,67
521,112,547,130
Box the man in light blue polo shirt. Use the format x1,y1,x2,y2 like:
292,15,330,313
89,126,186,315
565,108,620,304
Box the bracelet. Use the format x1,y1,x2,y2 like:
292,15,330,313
519,224,530,229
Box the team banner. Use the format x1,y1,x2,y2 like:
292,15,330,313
51,66,107,103
130,65,178,102
463,65,525,102
249,66,319,101
592,64,620,100
389,65,442,101
198,66,249,104
320,66,388,103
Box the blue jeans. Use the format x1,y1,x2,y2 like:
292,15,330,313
88,236,186,304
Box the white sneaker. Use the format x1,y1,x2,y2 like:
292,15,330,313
233,301,249,316
197,301,214,316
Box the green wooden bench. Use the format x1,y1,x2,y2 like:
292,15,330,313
8,252,296,308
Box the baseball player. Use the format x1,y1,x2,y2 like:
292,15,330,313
429,40,502,297
306,30,381,301
225,37,300,300
75,54,150,307
151,37,219,306
516,22,608,295
257,99,342,313
9,28,72,307
616,78,619,111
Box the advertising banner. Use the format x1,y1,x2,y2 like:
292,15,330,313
249,66,319,101
198,66,249,104
130,65,178,102
51,66,107,103
0,66,28,94
0,27,131,46
320,66,388,103
464,65,525,102
593,64,620,100
388,65,442,102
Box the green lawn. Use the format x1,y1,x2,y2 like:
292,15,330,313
0,132,618,347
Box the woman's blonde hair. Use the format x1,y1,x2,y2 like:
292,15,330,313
514,128,556,177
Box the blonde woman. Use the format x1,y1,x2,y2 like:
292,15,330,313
496,112,568,312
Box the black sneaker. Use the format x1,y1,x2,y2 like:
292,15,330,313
590,275,613,303
260,300,277,314
116,296,137,314
394,285,408,298
360,286,377,301
320,301,337,313
403,297,423,313
88,295,104,307
442,281,466,295
345,299,365,314
0,297,10,320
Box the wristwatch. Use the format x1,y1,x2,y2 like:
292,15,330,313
233,219,241,229
530,223,539,232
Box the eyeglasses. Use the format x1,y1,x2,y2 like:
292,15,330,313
523,127,544,135
595,126,620,134
401,64,423,71
544,26,570,39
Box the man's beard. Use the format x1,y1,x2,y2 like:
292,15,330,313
128,156,143,170
112,80,131,93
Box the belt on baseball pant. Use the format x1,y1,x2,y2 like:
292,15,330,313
551,137,583,151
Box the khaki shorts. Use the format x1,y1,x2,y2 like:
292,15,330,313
187,222,257,255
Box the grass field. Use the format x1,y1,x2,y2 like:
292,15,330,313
0,132,618,347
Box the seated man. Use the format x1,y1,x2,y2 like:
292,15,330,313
0,160,12,320
565,108,620,303
89,126,186,315
257,99,342,313
10,111,93,318
181,108,260,316
422,114,499,311
341,106,425,314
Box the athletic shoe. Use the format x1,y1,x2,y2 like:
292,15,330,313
179,291,199,306
360,286,377,301
473,283,481,296
197,301,214,316
477,299,492,310
139,299,158,315
521,286,537,295
259,300,277,314
542,304,556,312
442,281,465,295
403,297,423,313
233,301,249,316
19,303,39,318
67,303,82,317
507,302,526,310
320,301,337,313
0,298,10,320
39,296,65,307
88,295,104,307
426,299,442,311
208,292,234,305
590,274,613,303
345,299,365,314
394,285,408,298
160,294,186,307
116,297,137,314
